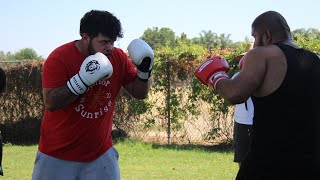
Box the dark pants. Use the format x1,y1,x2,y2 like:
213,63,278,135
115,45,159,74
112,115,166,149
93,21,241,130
233,122,252,163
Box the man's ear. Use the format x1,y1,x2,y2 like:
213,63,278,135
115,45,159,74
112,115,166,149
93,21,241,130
264,30,272,44
81,33,90,44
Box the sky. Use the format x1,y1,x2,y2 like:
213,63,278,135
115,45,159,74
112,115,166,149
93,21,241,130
1,0,319,58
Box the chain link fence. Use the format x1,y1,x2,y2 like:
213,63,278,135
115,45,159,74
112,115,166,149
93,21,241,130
0,60,235,146
114,60,235,145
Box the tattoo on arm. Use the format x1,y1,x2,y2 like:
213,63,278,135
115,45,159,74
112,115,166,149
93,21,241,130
44,86,78,111
123,77,151,99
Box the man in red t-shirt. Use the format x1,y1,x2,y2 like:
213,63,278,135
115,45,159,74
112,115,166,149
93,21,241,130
32,10,154,180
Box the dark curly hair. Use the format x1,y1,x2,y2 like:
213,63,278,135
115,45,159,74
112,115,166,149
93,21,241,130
80,10,123,41
0,68,6,92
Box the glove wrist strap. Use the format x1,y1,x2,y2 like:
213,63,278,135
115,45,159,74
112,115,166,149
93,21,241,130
208,72,229,90
67,73,88,96
137,69,151,82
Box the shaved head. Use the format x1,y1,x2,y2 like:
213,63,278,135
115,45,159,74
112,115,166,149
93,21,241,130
252,11,291,42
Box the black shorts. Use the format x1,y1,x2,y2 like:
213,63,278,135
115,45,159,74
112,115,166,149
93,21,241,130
233,122,252,163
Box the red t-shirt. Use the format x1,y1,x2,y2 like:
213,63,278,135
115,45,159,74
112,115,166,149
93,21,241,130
39,41,137,162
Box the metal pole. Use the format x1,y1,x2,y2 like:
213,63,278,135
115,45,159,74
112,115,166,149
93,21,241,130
166,60,171,145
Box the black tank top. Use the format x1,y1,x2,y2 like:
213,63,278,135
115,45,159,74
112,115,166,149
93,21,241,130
240,43,320,179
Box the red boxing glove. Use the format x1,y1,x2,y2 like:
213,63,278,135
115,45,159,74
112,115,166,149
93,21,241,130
194,56,230,90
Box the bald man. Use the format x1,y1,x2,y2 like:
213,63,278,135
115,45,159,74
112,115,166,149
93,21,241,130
194,11,320,179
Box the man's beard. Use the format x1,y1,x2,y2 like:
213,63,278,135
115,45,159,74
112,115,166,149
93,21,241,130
257,35,265,46
88,39,112,57
88,39,96,55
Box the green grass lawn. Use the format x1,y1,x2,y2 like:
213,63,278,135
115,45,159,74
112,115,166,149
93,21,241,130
2,139,238,180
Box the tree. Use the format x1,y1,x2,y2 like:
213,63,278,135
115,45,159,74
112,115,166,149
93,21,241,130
192,30,219,52
178,33,190,43
191,30,233,51
219,33,233,49
292,28,320,54
0,51,14,61
13,48,42,60
0,48,42,61
292,28,320,40
141,27,176,49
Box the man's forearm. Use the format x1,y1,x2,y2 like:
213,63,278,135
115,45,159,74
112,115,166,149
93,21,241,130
44,85,78,111
124,77,152,99
133,78,151,99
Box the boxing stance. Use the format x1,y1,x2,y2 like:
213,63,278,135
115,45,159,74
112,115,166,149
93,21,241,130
195,11,320,179
32,10,153,180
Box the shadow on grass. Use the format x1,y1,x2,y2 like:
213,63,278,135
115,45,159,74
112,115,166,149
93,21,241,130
0,118,40,146
114,137,234,153
150,142,234,153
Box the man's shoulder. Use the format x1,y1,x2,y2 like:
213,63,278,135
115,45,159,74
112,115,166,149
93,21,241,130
52,41,76,54
47,41,78,59
110,47,128,61
250,45,283,59
112,47,127,55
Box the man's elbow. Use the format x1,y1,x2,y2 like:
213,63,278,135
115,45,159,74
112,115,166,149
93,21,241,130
134,93,148,100
45,103,58,112
224,93,249,105
44,99,59,112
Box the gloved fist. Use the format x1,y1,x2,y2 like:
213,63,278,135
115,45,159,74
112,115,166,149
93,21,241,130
127,39,154,81
67,52,113,95
194,56,230,90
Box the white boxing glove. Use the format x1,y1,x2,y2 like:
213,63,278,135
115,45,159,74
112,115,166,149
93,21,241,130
67,52,113,95
127,39,154,81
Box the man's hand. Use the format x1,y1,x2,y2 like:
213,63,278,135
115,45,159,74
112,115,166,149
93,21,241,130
127,39,154,82
67,52,113,95
194,56,230,90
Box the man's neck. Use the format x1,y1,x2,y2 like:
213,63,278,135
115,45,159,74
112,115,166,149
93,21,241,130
75,40,89,56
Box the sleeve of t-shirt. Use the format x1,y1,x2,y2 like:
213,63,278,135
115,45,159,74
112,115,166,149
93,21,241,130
42,51,69,88
119,50,137,86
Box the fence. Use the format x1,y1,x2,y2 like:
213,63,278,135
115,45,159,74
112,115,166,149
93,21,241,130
0,60,234,145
